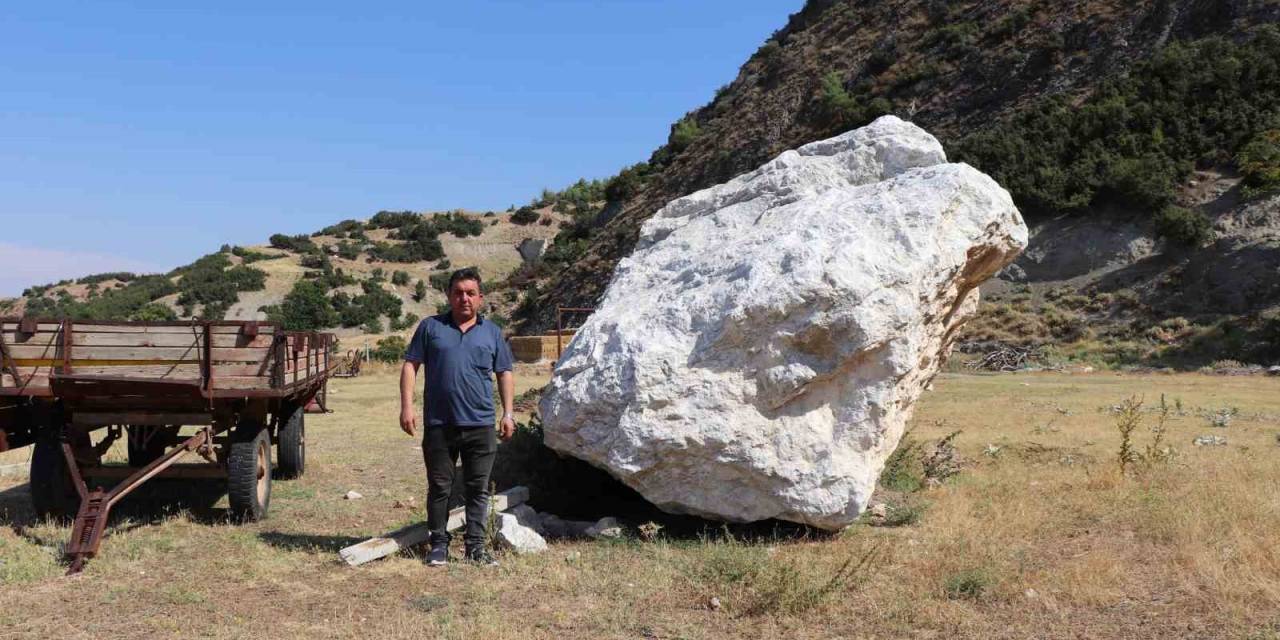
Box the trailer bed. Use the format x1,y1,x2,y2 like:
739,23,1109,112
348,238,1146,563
0,318,337,572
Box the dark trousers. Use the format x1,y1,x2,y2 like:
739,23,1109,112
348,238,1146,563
423,425,497,549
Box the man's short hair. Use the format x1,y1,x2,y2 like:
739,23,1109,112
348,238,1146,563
447,267,483,293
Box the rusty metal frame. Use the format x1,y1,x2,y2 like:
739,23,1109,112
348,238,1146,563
62,426,216,574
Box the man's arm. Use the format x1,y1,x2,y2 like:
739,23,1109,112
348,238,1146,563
497,370,515,441
400,360,420,436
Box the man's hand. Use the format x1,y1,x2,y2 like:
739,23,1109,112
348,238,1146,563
400,406,418,437
499,414,516,442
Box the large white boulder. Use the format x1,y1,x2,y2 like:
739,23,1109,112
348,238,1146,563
539,116,1027,530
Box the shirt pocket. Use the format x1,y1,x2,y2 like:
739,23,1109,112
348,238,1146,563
468,343,494,373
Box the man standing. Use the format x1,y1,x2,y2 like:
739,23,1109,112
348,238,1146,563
400,268,515,566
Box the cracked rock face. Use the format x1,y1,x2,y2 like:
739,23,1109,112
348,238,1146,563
539,116,1028,530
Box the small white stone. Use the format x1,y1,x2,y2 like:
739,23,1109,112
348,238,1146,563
709,596,722,611
495,513,548,554
344,491,363,500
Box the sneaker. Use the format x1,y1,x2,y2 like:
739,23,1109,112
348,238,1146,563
426,541,449,567
464,545,499,567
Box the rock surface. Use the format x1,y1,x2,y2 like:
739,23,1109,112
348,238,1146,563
539,116,1027,530
494,513,548,554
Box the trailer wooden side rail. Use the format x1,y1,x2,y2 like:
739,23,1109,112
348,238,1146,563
0,318,338,573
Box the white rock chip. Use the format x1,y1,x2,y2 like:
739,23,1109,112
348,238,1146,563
540,116,1027,530
495,513,548,554
505,504,545,534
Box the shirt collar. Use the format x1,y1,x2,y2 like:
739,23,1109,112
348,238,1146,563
440,312,483,329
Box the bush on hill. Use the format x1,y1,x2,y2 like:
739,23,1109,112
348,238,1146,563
315,219,365,238
953,28,1280,217
370,335,408,363
269,234,319,254
510,206,540,225
78,272,137,285
1154,206,1214,247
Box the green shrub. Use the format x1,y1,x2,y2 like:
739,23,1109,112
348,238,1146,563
368,222,444,262
363,317,383,334
369,335,407,363
268,234,318,254
266,280,338,331
368,210,419,229
668,115,702,152
433,210,484,237
335,240,361,260
315,219,365,237
944,568,992,600
230,246,277,263
510,206,540,225
78,272,137,285
604,162,652,203
880,432,924,492
1239,129,1280,198
391,270,410,286
390,312,420,332
173,253,267,313
412,280,427,302
132,302,177,322
1154,206,1214,246
954,29,1280,215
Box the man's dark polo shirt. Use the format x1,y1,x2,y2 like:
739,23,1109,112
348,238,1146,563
403,313,514,428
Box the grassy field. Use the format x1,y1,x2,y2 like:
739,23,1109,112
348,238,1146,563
1,366,1279,639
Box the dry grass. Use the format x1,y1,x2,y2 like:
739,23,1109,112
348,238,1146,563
1,370,1279,638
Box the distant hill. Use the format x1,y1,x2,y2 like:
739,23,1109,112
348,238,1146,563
9,0,1280,368
2,207,566,347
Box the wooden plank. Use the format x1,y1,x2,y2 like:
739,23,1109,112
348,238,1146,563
71,364,203,377
64,324,202,334
210,324,277,335
72,332,274,348
72,412,212,426
211,363,272,377
0,334,60,350
339,486,529,567
0,322,61,333
13,358,195,368
213,376,275,390
0,329,60,342
42,345,268,362
71,332,202,347
4,344,61,359
1,374,49,390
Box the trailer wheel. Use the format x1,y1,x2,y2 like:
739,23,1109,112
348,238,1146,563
126,425,168,467
30,436,80,521
276,406,305,479
228,425,272,522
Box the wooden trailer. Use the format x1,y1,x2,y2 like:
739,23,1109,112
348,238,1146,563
0,318,337,573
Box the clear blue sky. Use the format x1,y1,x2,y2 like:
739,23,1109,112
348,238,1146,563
0,1,801,296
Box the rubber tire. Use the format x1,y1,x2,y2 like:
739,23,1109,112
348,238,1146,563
276,406,305,479
126,425,168,467
30,436,80,521
227,425,272,522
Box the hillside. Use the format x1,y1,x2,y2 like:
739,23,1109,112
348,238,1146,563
7,0,1280,368
511,0,1280,368
0,207,566,349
